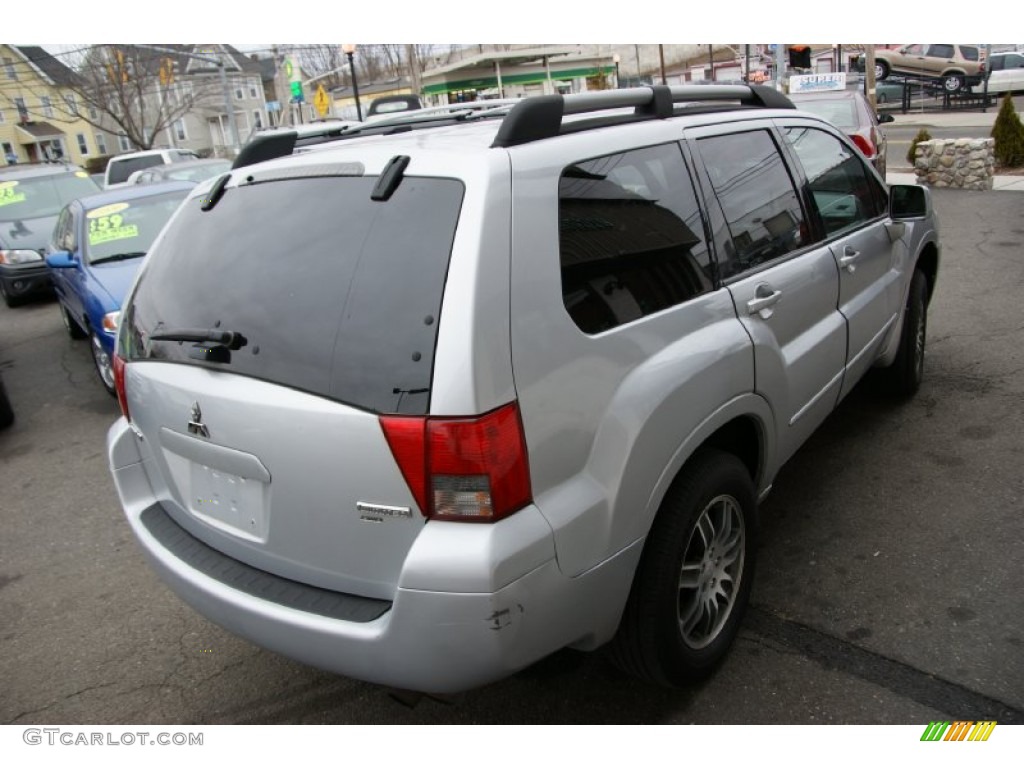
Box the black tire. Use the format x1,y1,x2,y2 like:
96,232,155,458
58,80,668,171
609,449,757,687
883,269,928,398
0,280,22,308
89,332,117,397
875,61,890,81
943,73,965,93
0,374,13,430
60,302,87,340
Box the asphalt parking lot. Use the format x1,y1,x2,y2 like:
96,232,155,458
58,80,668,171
1,188,1022,725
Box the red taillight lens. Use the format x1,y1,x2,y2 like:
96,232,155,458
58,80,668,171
112,353,130,421
380,402,532,523
850,133,876,159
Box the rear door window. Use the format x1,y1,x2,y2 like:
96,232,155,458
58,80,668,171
123,173,464,415
696,130,810,280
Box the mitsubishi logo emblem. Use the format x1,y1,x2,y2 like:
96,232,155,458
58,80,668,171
188,401,210,438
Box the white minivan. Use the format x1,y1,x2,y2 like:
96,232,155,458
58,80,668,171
103,148,200,189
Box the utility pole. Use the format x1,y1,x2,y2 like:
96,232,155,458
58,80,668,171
865,44,877,113
775,44,786,91
659,45,667,85
405,44,422,99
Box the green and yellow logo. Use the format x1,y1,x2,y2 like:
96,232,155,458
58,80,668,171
920,721,997,742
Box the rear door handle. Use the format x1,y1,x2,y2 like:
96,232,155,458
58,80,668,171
747,285,782,316
839,246,860,272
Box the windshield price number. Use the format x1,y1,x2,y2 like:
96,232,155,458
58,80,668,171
90,213,124,234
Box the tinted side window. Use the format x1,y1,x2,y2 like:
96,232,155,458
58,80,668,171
928,45,955,59
697,130,809,280
783,127,887,236
558,143,713,334
959,46,979,61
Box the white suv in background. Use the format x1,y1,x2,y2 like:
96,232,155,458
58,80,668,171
103,148,200,189
107,86,940,694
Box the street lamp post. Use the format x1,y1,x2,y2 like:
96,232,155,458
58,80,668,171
342,44,362,121
613,54,620,89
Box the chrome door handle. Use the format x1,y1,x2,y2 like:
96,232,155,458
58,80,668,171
747,286,782,315
839,246,860,272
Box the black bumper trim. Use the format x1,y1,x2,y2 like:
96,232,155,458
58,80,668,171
139,505,392,623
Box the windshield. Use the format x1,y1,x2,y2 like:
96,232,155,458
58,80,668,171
84,190,188,264
0,172,100,222
794,98,859,130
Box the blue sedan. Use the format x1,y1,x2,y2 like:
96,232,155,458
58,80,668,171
46,182,193,394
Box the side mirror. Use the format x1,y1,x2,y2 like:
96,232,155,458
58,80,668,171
45,250,77,269
878,113,895,124
890,184,932,220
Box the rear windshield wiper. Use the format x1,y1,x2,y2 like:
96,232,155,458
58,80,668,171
148,328,248,350
90,251,147,265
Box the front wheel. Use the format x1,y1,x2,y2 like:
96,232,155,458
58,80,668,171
883,269,928,398
875,61,890,81
60,302,87,340
609,449,757,686
90,333,117,397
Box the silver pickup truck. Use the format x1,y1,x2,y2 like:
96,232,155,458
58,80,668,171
107,86,939,693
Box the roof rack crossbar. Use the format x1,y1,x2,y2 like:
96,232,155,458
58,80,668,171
493,85,794,147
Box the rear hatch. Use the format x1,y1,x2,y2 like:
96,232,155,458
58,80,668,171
120,165,465,599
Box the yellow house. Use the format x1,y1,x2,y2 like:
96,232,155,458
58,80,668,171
1,45,111,167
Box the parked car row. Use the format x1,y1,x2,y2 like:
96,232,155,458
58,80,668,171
1,151,206,394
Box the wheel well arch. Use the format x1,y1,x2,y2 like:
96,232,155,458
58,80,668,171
686,415,764,489
915,241,939,305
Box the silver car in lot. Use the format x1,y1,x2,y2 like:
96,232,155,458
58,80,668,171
107,86,940,694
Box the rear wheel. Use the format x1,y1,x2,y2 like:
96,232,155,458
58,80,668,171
609,449,757,686
90,332,117,397
943,73,965,93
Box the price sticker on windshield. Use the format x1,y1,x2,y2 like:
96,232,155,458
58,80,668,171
87,202,138,245
0,180,26,207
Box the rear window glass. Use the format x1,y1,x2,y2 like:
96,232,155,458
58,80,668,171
793,98,858,130
960,46,979,61
108,156,164,185
122,175,464,415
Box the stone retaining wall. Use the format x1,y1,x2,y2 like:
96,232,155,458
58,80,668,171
914,138,995,190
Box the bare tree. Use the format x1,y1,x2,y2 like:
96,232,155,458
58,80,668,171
49,45,218,151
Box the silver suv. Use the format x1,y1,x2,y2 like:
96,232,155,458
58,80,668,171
107,86,940,694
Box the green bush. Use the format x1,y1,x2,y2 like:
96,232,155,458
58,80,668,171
906,129,932,165
83,154,112,175
991,92,1024,168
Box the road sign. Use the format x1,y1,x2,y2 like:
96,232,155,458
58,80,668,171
314,84,330,117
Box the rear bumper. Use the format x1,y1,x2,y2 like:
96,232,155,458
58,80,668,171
108,417,640,693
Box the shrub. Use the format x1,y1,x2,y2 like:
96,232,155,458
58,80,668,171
83,155,112,175
906,129,932,165
991,92,1024,168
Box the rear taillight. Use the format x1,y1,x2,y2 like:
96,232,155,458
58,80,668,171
850,133,876,159
112,353,130,421
380,402,532,523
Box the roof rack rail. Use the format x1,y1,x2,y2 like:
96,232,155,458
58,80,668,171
232,100,519,170
231,86,796,170
492,84,794,147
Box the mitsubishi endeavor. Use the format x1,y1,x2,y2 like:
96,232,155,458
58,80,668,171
107,85,940,693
